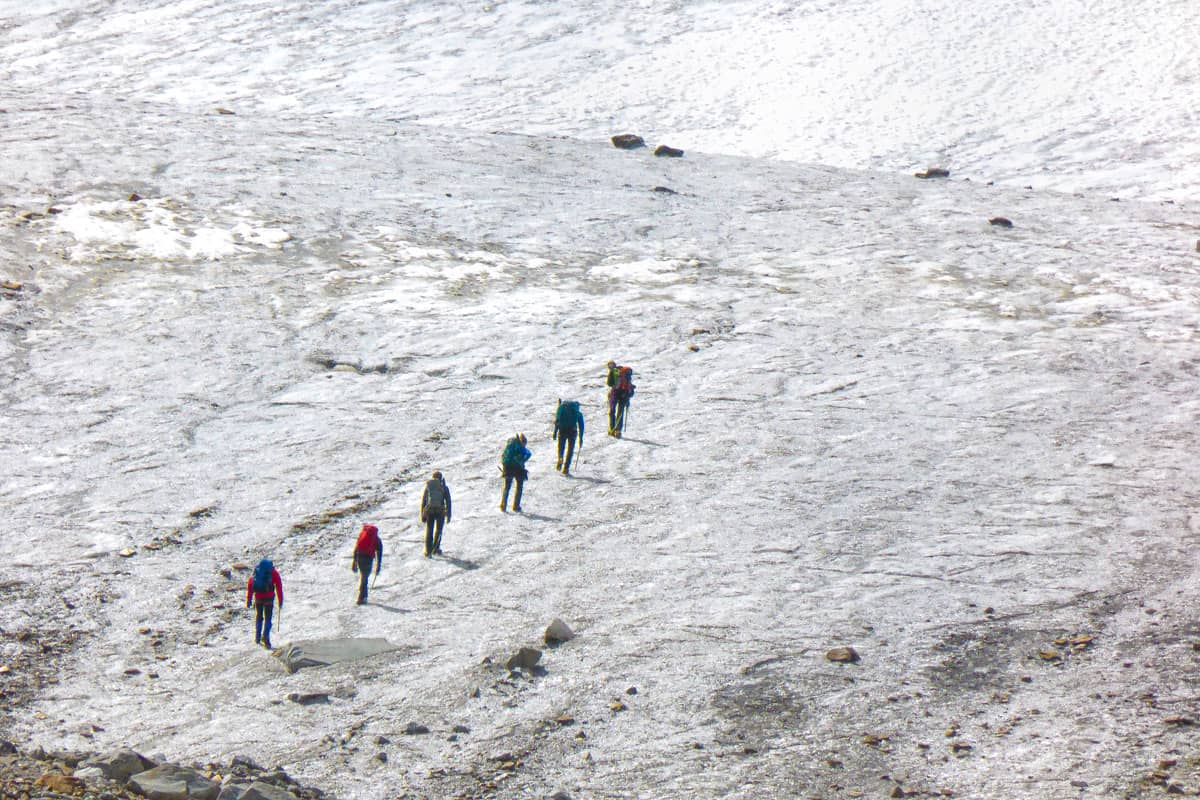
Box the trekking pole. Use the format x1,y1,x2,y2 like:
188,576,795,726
276,603,282,640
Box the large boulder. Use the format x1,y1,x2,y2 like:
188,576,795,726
128,765,219,800
82,748,157,782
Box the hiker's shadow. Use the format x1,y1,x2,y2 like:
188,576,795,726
620,437,666,448
369,602,410,614
440,555,481,571
568,474,610,485
521,512,563,523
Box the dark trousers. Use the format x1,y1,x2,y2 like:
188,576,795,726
608,391,629,433
254,601,274,644
502,464,526,510
425,513,445,556
356,554,374,602
556,430,577,472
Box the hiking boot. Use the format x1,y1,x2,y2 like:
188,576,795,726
356,597,365,605
424,551,430,558
262,639,272,650
500,501,507,512
513,505,522,513
556,459,562,470
434,548,442,555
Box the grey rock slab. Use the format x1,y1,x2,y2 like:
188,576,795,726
128,765,219,800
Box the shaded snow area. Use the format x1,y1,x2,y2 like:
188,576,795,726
3,2,1200,799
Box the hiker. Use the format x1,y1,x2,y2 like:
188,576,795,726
606,361,635,437
552,399,585,476
351,523,382,605
500,433,530,512
421,471,452,557
246,558,283,649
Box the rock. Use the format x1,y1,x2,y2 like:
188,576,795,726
505,646,543,671
404,722,430,735
988,217,1014,228
915,167,950,179
128,765,220,800
654,144,684,158
374,752,387,764
651,186,677,194
544,619,575,646
37,774,85,793
74,766,106,780
216,785,248,800
452,725,470,734
216,108,236,115
0,740,15,754
826,646,860,664
129,193,143,202
82,748,157,782
228,755,262,773
287,692,330,705
610,134,645,150
240,782,298,800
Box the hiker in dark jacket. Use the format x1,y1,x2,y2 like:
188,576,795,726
500,433,530,512
421,471,452,557
246,558,284,649
552,399,585,476
351,524,382,605
606,361,635,436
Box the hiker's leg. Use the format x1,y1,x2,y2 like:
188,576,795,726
357,555,371,601
425,515,436,556
608,393,617,431
564,435,576,472
433,515,445,553
254,603,264,643
514,475,524,511
556,435,567,468
502,475,512,509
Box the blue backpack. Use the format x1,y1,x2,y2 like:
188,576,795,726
556,400,580,429
502,437,525,466
253,559,274,593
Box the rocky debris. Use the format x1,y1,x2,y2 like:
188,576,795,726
826,646,860,664
610,133,645,150
505,646,543,671
988,216,1014,228
915,166,950,178
404,722,431,736
654,144,684,158
543,618,575,646
651,185,677,194
0,744,328,800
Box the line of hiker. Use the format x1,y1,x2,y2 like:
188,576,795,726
245,359,635,644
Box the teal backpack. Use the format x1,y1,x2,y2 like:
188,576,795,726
556,400,581,429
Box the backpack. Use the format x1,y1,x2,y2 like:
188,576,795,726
502,437,525,466
556,400,580,430
252,559,274,593
424,478,447,514
616,367,634,396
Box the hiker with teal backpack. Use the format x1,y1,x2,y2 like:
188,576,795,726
552,399,585,476
500,433,530,512
421,471,452,557
246,558,283,649
606,361,635,437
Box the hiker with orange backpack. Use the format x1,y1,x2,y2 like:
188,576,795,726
351,523,383,605
606,361,635,437
246,558,283,649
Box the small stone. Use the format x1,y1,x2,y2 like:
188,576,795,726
404,722,430,735
654,144,684,158
988,217,1013,228
826,647,860,664
375,752,387,763
915,167,950,179
625,686,638,695
610,700,627,712
611,134,645,150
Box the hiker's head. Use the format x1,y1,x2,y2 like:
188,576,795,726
518,433,527,445
607,360,616,369
362,524,378,536
432,470,442,480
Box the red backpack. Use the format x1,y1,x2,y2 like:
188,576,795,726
616,367,635,396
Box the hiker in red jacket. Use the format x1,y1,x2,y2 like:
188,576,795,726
351,524,383,605
245,558,283,649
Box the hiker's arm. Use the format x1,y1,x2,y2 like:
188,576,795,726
246,579,252,608
446,488,452,522
376,540,383,574
274,572,283,607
